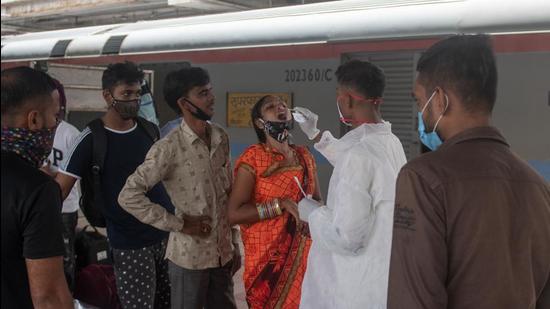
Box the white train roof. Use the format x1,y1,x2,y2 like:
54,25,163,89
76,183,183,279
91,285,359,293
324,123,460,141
1,0,549,61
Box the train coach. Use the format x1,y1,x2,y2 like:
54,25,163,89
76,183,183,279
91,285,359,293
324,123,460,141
2,0,549,190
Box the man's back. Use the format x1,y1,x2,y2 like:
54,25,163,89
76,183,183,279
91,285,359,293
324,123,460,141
388,126,550,309
1,151,65,309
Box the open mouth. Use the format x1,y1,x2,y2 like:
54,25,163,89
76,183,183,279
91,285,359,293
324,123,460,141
277,112,287,121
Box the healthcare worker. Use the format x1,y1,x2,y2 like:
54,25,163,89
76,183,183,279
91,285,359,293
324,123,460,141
284,60,407,309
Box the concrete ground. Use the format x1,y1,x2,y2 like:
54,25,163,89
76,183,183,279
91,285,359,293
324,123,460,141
76,212,248,308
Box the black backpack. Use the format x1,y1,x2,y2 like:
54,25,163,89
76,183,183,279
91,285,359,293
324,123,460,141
79,117,160,227
74,225,111,269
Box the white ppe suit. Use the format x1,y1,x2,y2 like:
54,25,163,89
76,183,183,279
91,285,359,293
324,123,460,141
300,122,407,309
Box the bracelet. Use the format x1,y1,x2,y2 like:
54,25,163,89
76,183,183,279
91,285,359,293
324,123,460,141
256,198,282,220
256,204,266,220
273,199,283,216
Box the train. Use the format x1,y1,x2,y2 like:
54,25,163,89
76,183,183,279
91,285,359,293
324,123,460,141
2,0,549,190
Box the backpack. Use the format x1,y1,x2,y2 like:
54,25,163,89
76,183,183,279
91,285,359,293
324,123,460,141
79,117,160,227
74,225,111,270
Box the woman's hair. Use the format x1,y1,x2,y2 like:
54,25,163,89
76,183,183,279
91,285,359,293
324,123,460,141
251,95,274,143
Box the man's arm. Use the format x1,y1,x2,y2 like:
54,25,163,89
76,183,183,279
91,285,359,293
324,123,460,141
118,141,184,232
55,173,77,201
387,167,447,309
22,181,72,308
313,131,340,167
26,257,72,309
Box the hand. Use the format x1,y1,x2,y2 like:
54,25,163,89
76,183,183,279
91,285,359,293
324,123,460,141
297,221,311,237
297,197,321,222
279,198,299,222
231,243,242,276
181,214,212,238
293,107,320,140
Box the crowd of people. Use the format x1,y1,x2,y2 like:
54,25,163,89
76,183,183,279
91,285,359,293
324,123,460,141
2,34,549,309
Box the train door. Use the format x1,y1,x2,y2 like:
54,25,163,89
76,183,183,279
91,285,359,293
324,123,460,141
342,52,421,160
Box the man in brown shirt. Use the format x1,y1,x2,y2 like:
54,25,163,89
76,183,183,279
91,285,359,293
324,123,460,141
118,67,239,309
388,34,550,309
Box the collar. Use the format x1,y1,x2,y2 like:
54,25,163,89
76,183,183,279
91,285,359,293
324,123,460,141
179,120,223,151
438,126,509,151
104,123,137,134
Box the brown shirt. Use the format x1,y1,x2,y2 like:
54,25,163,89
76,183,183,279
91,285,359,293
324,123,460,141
388,126,550,309
118,121,237,270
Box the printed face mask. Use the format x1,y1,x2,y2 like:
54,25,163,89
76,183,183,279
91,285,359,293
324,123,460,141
1,126,57,167
260,119,292,143
418,90,448,151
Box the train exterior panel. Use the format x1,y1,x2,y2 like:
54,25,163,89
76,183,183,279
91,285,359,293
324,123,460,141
2,0,549,186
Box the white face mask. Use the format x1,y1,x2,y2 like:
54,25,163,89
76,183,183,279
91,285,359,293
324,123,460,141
336,100,353,127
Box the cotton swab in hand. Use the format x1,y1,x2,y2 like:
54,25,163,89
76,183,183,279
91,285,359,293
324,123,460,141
293,176,307,197
290,109,307,123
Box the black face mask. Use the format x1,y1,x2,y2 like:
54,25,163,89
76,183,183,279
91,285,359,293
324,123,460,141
184,98,212,121
261,119,292,143
112,98,140,120
109,92,140,120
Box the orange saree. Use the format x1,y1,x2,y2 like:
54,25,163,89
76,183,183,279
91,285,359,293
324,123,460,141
235,144,316,309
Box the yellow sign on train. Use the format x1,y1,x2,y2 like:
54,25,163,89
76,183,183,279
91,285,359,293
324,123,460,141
226,92,293,128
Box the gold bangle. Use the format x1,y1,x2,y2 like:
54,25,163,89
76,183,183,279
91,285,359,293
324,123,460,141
256,204,266,220
273,198,283,216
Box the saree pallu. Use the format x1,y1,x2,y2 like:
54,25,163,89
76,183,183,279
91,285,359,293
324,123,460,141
235,144,317,309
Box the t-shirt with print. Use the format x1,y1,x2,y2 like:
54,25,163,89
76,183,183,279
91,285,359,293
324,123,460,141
48,120,81,213
61,122,173,250
1,150,65,309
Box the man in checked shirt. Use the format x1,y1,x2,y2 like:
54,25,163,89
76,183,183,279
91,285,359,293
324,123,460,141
119,67,240,309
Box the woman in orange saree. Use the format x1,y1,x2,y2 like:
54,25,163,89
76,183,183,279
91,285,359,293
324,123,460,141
228,95,322,309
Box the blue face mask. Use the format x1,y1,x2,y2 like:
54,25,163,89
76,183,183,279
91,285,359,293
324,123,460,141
418,91,448,151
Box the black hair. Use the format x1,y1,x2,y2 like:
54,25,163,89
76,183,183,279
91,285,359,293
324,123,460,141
335,60,385,98
163,67,210,115
1,66,55,116
416,34,497,113
101,61,144,91
251,95,274,143
50,78,67,118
